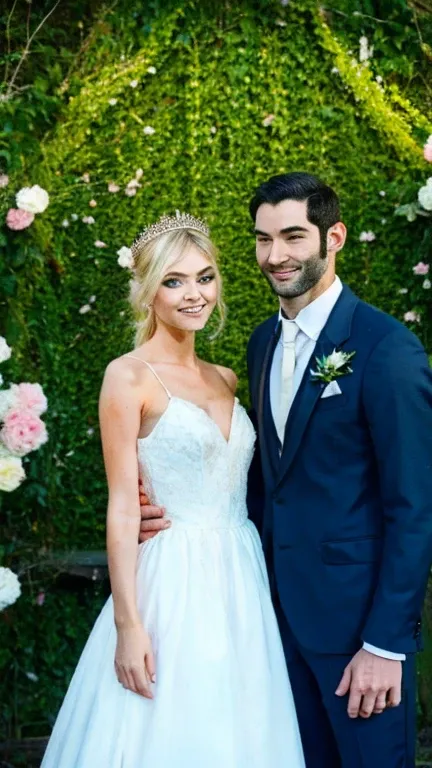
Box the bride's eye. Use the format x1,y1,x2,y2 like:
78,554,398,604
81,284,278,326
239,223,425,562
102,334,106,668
162,278,181,288
199,274,215,284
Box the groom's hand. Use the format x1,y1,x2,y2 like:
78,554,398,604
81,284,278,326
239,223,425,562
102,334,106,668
138,479,170,542
335,649,402,719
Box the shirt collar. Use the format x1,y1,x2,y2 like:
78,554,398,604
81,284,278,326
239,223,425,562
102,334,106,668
278,276,343,341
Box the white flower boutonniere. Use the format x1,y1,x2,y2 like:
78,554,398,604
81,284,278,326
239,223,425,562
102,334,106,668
311,349,356,384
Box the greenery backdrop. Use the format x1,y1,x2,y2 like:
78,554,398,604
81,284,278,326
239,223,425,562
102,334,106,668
1,0,431,750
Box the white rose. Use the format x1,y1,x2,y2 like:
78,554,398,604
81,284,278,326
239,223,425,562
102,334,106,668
117,246,134,269
418,182,432,211
326,350,347,370
0,337,12,363
16,185,49,214
0,567,21,611
0,387,16,419
0,456,25,492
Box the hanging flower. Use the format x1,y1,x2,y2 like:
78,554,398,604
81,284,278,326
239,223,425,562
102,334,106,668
135,169,144,180
6,209,35,230
94,240,107,248
79,304,92,314
143,126,156,135
82,216,95,225
82,173,90,183
413,262,429,276
359,36,373,63
71,213,79,221
130,79,139,88
0,174,9,188
108,98,118,106
117,246,134,270
0,567,21,609
0,337,12,363
404,310,421,323
125,187,137,197
359,231,376,242
89,199,97,208
35,591,45,606
263,114,275,127
423,279,431,290
423,136,432,163
108,182,120,193
62,219,69,227
147,66,157,75
16,185,49,214
418,178,432,211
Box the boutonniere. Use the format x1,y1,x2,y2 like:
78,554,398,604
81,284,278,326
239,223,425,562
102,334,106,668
310,349,356,384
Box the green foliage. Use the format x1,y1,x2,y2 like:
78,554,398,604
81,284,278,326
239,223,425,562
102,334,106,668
1,0,432,740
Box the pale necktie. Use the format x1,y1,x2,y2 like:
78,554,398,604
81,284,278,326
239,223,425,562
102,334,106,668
276,320,299,445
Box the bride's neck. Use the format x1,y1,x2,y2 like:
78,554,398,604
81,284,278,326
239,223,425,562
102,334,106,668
147,325,198,367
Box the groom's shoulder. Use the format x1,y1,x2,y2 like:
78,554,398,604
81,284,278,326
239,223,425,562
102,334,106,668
352,292,423,350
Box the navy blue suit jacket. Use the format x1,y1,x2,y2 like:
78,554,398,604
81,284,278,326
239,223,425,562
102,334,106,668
247,284,432,655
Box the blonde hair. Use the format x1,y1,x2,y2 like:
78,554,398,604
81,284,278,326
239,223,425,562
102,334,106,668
129,228,225,346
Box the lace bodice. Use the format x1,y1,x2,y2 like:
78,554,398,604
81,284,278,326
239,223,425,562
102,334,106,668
136,389,256,530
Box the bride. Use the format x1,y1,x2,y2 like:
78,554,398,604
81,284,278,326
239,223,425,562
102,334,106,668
41,212,305,768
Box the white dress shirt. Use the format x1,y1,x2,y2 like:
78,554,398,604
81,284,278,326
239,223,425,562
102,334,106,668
269,275,405,662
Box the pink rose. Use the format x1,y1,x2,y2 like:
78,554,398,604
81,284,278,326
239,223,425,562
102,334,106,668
6,209,35,231
423,138,432,163
0,409,48,456
412,261,429,276
10,383,48,416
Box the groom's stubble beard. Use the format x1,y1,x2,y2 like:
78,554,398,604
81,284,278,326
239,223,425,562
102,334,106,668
262,242,329,300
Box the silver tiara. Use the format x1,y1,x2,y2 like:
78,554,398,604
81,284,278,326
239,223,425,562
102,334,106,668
131,210,210,257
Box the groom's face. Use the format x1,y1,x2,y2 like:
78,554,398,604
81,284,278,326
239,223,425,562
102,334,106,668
255,199,330,299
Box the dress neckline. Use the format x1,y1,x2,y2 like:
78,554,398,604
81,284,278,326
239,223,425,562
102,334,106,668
138,396,239,447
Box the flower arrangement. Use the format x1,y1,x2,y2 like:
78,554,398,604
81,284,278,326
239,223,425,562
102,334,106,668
0,336,48,492
5,184,49,231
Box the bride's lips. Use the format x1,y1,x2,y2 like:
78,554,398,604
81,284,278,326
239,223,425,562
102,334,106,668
178,305,206,315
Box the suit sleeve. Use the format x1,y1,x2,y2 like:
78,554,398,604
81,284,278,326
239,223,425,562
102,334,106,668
361,328,432,653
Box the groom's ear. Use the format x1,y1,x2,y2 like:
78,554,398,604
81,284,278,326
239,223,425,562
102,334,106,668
327,221,347,253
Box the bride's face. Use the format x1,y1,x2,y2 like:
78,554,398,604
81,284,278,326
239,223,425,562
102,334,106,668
153,245,219,332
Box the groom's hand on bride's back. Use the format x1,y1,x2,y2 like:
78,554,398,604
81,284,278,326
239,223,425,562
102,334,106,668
138,479,171,542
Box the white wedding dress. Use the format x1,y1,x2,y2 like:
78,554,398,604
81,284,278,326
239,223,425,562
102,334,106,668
42,359,305,768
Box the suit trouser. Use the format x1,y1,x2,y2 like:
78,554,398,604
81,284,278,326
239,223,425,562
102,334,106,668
274,598,417,768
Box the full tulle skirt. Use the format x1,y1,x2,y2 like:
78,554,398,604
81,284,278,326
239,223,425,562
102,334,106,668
41,521,305,768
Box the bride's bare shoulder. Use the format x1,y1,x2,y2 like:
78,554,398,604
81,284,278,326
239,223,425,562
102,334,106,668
213,363,238,394
101,350,155,388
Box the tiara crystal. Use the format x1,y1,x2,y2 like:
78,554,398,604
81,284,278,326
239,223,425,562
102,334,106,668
131,210,210,258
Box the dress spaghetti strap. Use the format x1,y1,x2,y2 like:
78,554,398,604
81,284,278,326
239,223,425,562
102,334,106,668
124,354,172,399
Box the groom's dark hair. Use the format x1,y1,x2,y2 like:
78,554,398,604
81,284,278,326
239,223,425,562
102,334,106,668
249,172,340,245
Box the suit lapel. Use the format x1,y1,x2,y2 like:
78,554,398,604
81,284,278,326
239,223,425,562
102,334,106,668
276,284,359,489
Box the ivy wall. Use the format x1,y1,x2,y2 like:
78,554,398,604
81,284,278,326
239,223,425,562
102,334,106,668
1,0,431,743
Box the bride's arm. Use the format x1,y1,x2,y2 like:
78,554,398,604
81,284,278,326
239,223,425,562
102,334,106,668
99,359,155,698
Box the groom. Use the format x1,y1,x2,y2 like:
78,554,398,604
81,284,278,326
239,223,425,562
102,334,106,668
138,172,432,767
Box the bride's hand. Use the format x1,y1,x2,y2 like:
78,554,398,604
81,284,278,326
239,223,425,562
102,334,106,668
114,624,156,699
